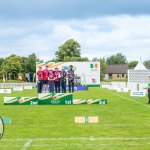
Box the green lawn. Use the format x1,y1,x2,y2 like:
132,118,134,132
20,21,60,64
0,87,150,150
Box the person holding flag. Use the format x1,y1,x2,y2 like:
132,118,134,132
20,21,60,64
68,65,75,93
54,67,61,93
36,66,43,93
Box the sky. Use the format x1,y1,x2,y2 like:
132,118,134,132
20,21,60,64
0,0,150,61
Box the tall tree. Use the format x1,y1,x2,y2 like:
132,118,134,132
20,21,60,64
106,53,127,65
128,61,138,68
100,58,107,81
55,39,81,61
144,60,150,69
92,57,99,62
0,58,5,78
1,54,22,79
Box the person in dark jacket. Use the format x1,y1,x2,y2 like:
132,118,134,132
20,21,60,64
60,68,67,93
68,65,75,93
54,67,60,93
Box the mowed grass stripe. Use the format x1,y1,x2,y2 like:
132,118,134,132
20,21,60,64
0,87,150,150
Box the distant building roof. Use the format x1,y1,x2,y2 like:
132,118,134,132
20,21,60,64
105,64,128,74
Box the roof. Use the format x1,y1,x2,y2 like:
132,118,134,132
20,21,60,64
105,64,128,74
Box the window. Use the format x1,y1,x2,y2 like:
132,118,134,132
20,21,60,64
117,74,119,78
122,74,124,77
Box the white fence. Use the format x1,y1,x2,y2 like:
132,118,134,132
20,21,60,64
0,82,36,88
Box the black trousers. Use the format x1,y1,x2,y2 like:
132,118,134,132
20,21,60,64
148,88,150,103
61,81,66,93
54,81,60,93
68,80,74,93
49,81,54,93
37,80,43,93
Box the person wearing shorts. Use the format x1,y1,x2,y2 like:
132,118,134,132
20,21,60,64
42,65,50,93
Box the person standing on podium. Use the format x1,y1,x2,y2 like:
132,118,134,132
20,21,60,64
68,65,75,93
54,67,61,93
60,68,67,93
36,66,43,93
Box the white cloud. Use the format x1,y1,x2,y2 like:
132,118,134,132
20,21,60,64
0,15,150,61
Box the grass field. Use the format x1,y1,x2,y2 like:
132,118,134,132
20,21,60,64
0,87,150,150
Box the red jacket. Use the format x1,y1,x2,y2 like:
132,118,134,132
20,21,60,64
49,72,54,80
54,71,60,82
36,71,43,80
42,69,49,80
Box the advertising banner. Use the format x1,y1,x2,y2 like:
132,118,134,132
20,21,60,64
4,95,107,105
73,99,107,104
130,91,146,97
4,93,73,105
66,86,88,91
36,62,100,86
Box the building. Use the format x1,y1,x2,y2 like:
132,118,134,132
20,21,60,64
105,64,128,80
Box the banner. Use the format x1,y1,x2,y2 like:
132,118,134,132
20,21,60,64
4,94,107,105
66,86,88,91
73,99,107,104
130,91,146,97
36,62,100,86
4,93,73,105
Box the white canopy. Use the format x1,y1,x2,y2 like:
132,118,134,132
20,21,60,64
134,58,147,70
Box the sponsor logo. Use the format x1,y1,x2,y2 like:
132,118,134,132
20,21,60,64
133,92,143,95
65,100,72,105
130,91,145,97
51,100,60,104
30,101,38,105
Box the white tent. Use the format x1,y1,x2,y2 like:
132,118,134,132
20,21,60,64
128,58,150,83
134,58,147,70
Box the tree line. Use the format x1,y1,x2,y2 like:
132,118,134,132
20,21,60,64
0,39,150,81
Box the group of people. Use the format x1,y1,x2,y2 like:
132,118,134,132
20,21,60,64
36,65,75,93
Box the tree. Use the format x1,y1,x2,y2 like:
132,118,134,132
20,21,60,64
100,58,107,81
0,58,5,78
144,60,150,69
0,58,4,66
92,57,99,62
21,53,38,81
128,61,138,68
1,54,22,80
55,39,81,61
106,53,127,65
